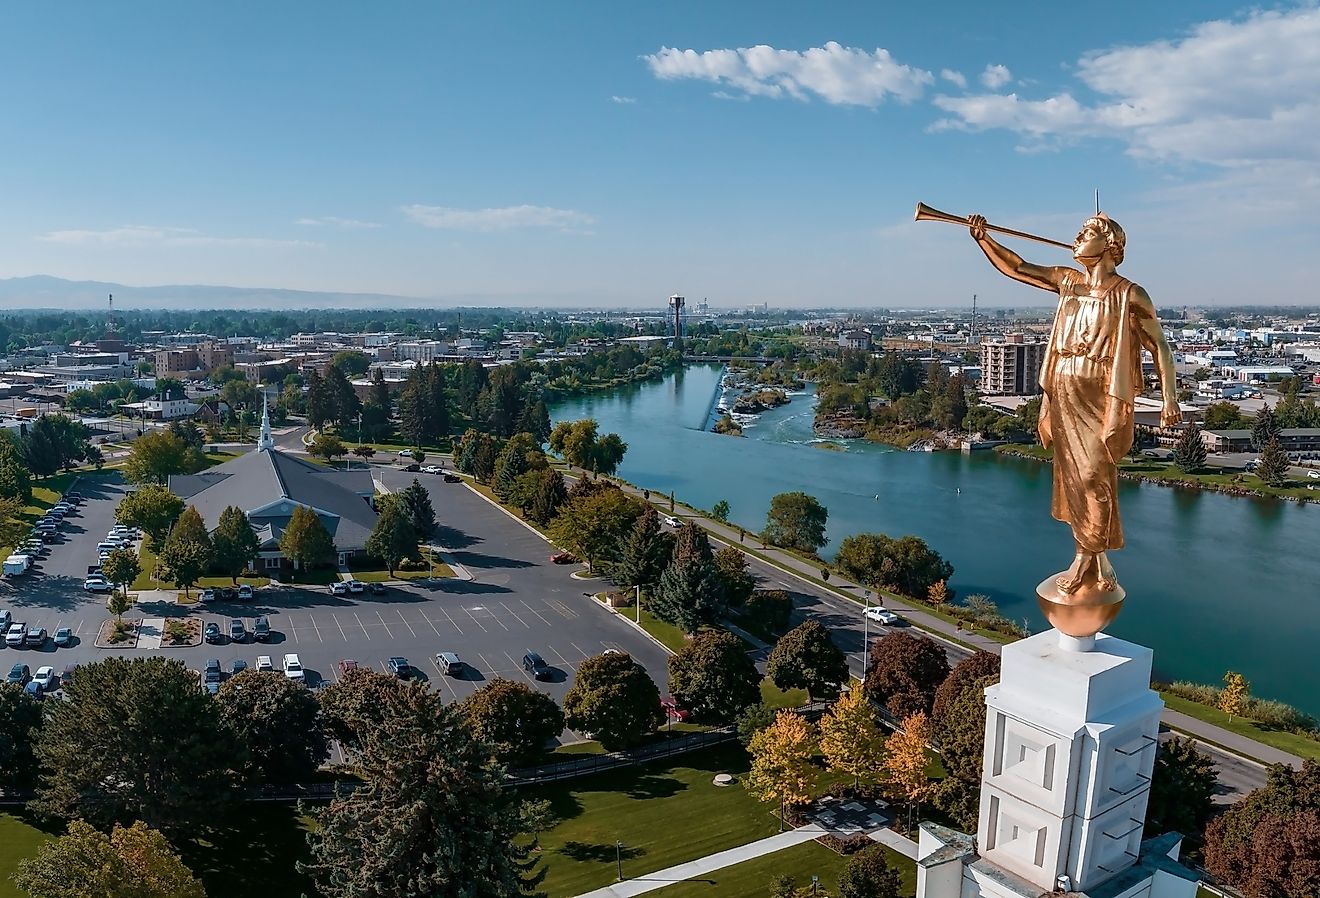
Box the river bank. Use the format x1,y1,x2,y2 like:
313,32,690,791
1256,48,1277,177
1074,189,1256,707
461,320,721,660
551,364,1320,716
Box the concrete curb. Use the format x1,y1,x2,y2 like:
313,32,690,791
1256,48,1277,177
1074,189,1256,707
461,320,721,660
429,545,472,581
586,594,674,657
460,482,552,544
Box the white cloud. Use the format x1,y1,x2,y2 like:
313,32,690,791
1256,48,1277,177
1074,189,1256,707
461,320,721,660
38,225,320,249
295,216,381,229
643,41,933,106
979,64,1012,89
940,68,966,89
933,7,1320,166
401,204,596,233
610,95,637,104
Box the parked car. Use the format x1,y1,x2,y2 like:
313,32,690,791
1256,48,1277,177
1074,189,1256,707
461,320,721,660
863,606,901,625
229,619,246,643
5,623,26,647
435,652,463,676
230,659,248,676
329,581,349,596
24,681,44,700
521,651,551,680
219,587,236,601
203,659,223,695
253,617,271,642
200,589,217,603
346,579,365,594
550,551,577,564
1309,470,1320,480
237,584,254,601
403,463,421,472
204,622,223,644
338,659,359,675
0,610,9,629
24,627,46,647
421,464,441,474
60,663,78,686
32,666,56,690
83,575,111,592
256,655,274,672
661,515,681,528
387,656,412,678
368,582,386,595
443,473,461,483
282,653,305,682
6,663,29,685
660,696,691,722
53,627,73,648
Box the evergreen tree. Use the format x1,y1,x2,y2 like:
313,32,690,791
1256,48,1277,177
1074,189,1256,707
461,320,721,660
454,428,481,474
305,370,332,428
517,399,552,447
426,362,450,442
1172,422,1207,473
1251,405,1282,451
651,523,726,632
365,496,420,575
615,506,666,590
157,507,213,596
396,479,437,538
494,436,531,501
472,434,500,483
302,682,543,898
211,506,261,583
1146,737,1217,839
1255,437,1290,487
528,469,567,526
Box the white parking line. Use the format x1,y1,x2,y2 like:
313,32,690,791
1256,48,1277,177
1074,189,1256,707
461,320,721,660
396,609,417,639
352,612,372,640
520,600,554,627
462,607,488,633
569,641,592,660
330,613,349,641
375,611,395,639
418,610,444,638
290,618,301,643
437,606,464,635
500,602,531,629
477,652,499,678
504,650,537,684
548,645,578,671
309,616,324,643
480,606,509,631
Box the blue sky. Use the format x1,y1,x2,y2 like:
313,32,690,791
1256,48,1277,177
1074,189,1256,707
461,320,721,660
1,1,1315,308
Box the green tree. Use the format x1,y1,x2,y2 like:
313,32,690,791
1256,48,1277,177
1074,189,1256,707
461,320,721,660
548,418,628,474
301,682,542,898
1172,422,1207,473
736,702,776,747
651,522,727,632
123,430,191,485
932,671,997,830
107,588,133,622
0,683,42,792
13,819,207,898
766,619,850,703
819,688,885,789
712,545,755,607
22,414,91,475
546,484,644,573
835,532,954,599
366,495,420,575
396,478,437,538
116,484,185,547
1203,401,1246,430
100,547,142,597
211,506,260,583
317,667,404,753
614,506,669,591
1251,404,1283,451
458,678,565,767
494,434,532,501
710,499,730,522
216,670,329,784
837,845,902,898
742,589,794,637
562,652,664,750
309,431,347,466
1146,737,1217,839
0,435,33,504
279,504,336,572
1255,437,1290,487
157,506,213,597
864,632,951,720
31,657,240,832
666,631,762,725
931,651,1000,722
762,491,828,553
528,468,568,526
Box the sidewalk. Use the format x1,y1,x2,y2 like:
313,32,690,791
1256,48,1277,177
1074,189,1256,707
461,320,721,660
601,477,1303,772
573,824,828,898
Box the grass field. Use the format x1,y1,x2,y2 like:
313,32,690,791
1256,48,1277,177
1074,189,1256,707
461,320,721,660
647,839,916,898
1161,692,1320,762
349,549,455,582
0,805,321,898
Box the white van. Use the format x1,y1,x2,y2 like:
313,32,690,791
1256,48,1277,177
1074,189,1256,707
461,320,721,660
3,554,32,577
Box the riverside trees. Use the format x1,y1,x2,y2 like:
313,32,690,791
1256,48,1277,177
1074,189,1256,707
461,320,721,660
761,491,828,553
651,522,727,632
548,418,628,475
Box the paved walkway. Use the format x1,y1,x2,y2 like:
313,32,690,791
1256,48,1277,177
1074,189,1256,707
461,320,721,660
573,824,828,898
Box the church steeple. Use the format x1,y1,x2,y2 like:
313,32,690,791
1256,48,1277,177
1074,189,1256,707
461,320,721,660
258,390,274,451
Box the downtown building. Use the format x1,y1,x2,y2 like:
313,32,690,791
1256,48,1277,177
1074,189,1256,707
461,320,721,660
980,334,1047,396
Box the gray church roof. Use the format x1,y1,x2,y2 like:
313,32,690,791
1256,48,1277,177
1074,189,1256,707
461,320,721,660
169,449,377,552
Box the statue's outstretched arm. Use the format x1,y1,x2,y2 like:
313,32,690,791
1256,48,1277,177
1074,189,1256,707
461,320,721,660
969,214,1061,293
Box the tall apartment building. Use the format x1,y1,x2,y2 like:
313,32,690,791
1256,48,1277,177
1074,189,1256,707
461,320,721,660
154,348,199,375
198,342,234,371
979,333,1046,395
394,340,451,363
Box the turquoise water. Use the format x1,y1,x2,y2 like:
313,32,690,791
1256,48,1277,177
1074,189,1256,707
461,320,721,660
552,365,1320,715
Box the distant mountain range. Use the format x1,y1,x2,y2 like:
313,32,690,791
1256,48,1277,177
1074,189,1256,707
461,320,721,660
0,275,441,311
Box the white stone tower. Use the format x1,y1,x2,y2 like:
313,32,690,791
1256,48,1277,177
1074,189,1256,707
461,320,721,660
257,390,274,452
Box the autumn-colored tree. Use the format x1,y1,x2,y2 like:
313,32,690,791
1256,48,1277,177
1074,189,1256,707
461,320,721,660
746,710,817,831
932,672,997,830
931,651,1000,722
927,579,948,606
864,632,950,720
883,711,933,827
13,820,207,898
1204,760,1320,898
819,688,885,788
1220,671,1249,722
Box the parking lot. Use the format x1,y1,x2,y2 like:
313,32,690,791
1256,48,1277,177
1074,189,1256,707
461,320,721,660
1,468,675,742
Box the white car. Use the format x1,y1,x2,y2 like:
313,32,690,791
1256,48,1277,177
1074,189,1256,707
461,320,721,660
282,653,305,682
864,606,901,626
32,666,55,690
1308,470,1320,480
83,575,111,592
5,623,26,647
329,581,349,596
346,579,365,594
255,655,274,672
421,465,441,474
661,515,681,528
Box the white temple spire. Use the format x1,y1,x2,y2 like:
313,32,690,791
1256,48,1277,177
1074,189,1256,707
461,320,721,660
258,389,274,451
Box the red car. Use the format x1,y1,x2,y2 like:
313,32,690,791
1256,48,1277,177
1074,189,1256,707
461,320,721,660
338,659,360,675
550,551,577,565
660,696,691,722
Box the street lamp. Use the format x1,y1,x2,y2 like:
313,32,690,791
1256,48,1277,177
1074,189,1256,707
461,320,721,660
862,589,872,670
812,875,819,896
635,584,641,625
615,840,624,881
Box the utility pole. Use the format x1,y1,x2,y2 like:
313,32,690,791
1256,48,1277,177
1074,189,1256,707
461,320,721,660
615,841,624,881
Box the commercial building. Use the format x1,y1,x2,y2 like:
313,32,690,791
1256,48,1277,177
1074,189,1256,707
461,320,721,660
838,329,873,351
980,334,1047,396
1201,427,1320,453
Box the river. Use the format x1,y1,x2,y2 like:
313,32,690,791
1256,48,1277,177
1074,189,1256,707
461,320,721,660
552,364,1320,715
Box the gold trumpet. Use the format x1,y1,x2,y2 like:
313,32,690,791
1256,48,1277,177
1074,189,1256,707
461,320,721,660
914,202,1073,251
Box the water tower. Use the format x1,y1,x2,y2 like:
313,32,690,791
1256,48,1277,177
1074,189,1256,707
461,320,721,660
668,294,685,342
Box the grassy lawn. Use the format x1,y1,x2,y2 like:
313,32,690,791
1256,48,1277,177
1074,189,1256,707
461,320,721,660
1161,692,1320,762
1,471,83,558
0,804,322,898
349,550,455,582
761,679,808,711
196,574,272,588
529,742,784,898
648,839,916,898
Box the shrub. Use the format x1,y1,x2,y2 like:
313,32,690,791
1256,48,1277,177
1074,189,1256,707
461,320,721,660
741,589,793,637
